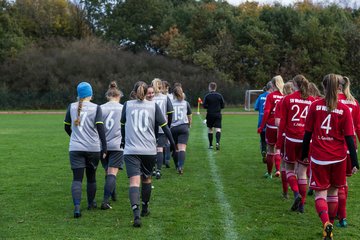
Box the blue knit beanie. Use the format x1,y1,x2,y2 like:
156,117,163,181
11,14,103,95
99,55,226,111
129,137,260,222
77,82,93,99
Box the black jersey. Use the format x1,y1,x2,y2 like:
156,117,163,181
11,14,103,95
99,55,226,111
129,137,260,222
203,91,225,114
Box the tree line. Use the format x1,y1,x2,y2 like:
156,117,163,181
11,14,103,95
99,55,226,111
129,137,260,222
0,0,359,109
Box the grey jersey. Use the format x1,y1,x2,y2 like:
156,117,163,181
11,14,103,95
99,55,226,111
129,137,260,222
170,99,192,127
153,93,174,133
64,101,102,152
100,101,123,151
121,100,166,155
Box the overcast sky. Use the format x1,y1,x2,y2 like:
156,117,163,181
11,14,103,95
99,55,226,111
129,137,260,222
225,0,359,8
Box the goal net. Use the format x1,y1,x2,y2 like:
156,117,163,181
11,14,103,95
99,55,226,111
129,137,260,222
244,90,264,111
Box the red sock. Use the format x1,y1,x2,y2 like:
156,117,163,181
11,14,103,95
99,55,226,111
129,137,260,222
337,187,346,220
327,195,338,224
298,179,307,204
274,154,281,171
315,197,329,225
281,168,288,194
286,170,299,193
266,154,274,174
344,185,349,199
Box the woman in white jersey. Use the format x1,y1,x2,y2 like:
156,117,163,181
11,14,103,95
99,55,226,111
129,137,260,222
100,81,123,210
121,81,176,227
64,82,107,218
170,86,192,174
151,78,174,179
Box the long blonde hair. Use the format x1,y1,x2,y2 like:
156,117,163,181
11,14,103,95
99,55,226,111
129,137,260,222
341,76,355,102
271,75,284,94
133,81,148,101
322,74,340,112
74,98,84,126
152,78,163,95
173,86,185,101
293,74,310,99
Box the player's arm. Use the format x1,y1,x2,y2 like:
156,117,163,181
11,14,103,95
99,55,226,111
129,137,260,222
120,102,127,148
258,95,271,133
301,103,315,162
254,97,260,111
354,103,360,141
187,102,192,126
343,107,359,172
220,94,225,109
166,97,174,127
95,106,107,157
203,94,208,109
64,104,72,136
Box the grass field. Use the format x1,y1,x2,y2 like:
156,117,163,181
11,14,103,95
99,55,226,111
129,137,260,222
1,113,359,240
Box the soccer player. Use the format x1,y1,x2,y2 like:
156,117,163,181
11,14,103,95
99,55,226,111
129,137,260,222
276,75,314,212
120,81,176,227
302,74,358,240
170,85,192,174
99,81,123,210
146,86,155,101
151,78,174,179
254,81,272,163
64,82,107,218
203,82,225,150
257,75,284,179
336,76,360,227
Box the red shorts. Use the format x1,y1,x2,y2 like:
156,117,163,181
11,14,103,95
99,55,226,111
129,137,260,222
346,154,352,177
309,159,346,190
265,127,277,145
284,140,308,165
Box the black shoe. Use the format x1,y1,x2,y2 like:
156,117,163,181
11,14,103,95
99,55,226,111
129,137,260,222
156,171,161,179
141,207,150,217
101,202,112,210
216,143,220,150
74,205,81,218
87,201,97,210
133,217,141,227
291,195,302,211
111,190,117,201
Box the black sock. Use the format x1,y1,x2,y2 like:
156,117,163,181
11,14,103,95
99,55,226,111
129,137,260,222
173,151,179,168
71,181,82,206
87,182,96,204
103,174,116,202
156,152,163,170
141,182,152,207
216,132,221,144
178,151,186,168
129,186,140,217
165,145,171,163
208,133,213,146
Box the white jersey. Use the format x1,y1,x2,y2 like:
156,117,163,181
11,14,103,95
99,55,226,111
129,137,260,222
170,99,192,127
101,101,123,151
153,93,173,133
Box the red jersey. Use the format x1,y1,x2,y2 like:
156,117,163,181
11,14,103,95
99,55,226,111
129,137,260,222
305,99,354,162
280,91,314,141
261,90,283,128
338,93,360,141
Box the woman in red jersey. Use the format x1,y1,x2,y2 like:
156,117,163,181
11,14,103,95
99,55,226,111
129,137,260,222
276,75,315,212
336,76,360,227
302,74,358,240
274,80,295,198
258,75,284,179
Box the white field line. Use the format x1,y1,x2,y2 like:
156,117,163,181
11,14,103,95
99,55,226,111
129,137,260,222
199,116,239,240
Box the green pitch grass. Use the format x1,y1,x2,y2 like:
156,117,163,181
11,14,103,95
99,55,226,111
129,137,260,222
1,114,359,240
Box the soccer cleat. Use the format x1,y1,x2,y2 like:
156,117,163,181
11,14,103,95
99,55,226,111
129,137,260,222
274,171,281,177
264,172,272,179
298,203,304,213
87,200,97,210
141,205,150,217
307,189,314,196
156,171,161,179
323,222,333,240
291,195,302,211
261,151,267,163
152,169,156,177
74,205,81,218
111,190,117,201
133,216,141,227
282,192,289,199
216,143,220,150
178,167,184,175
208,145,213,149
336,218,348,228
100,202,112,210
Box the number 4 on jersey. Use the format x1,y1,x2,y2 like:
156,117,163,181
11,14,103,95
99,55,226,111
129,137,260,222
320,114,332,134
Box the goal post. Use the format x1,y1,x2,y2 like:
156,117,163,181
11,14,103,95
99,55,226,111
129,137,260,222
244,90,264,111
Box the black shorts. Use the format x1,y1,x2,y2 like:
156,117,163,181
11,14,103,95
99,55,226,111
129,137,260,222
157,134,168,147
171,124,190,145
69,151,100,170
101,151,124,170
124,154,156,178
206,113,222,128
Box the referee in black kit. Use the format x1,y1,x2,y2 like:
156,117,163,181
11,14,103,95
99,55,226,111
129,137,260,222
203,82,225,150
